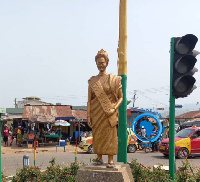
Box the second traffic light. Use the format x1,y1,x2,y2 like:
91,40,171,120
172,34,199,98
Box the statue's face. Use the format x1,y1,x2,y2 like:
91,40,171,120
96,57,107,72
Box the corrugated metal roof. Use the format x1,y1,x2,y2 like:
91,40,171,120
72,110,87,120
176,110,200,119
194,115,200,118
22,105,74,119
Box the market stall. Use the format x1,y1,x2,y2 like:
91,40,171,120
52,120,70,142
44,134,61,143
28,114,55,146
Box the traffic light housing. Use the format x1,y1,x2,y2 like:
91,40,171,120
172,34,199,98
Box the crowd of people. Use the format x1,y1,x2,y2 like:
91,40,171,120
1,122,69,148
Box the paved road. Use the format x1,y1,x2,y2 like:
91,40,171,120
2,149,200,176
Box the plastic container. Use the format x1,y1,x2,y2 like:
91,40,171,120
28,134,34,139
59,140,65,146
28,144,33,148
66,142,70,145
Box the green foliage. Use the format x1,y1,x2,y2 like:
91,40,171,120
175,161,200,182
12,166,42,182
49,157,56,166
131,159,152,182
91,155,99,162
70,162,79,175
151,165,172,182
1,171,7,182
130,159,200,182
130,159,172,182
195,169,200,182
11,158,79,182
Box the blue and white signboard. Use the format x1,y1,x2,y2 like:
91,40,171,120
129,109,165,144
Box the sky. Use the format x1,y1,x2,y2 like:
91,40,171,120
1,0,200,111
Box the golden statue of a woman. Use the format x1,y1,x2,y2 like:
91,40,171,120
87,49,123,168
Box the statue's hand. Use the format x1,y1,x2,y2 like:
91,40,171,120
107,108,115,116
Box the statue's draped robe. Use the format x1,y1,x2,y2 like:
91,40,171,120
88,74,122,155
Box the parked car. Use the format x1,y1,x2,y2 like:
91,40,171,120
79,128,138,154
177,120,200,132
159,126,200,159
79,136,93,153
127,128,138,153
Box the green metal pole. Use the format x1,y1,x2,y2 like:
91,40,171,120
0,113,1,182
118,75,127,163
169,37,175,180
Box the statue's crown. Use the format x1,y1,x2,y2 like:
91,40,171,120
97,49,108,56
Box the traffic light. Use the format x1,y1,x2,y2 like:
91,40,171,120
172,34,199,98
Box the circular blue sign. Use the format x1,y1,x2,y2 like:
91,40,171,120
132,113,162,143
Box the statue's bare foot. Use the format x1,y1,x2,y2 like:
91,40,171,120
106,163,115,168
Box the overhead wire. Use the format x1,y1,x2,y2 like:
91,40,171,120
136,91,168,107
127,85,170,107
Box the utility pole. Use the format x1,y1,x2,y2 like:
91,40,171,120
132,90,137,107
14,98,17,108
117,0,127,164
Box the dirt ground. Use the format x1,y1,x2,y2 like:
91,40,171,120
1,138,89,177
1,138,83,155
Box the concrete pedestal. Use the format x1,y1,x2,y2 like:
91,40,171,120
75,162,134,182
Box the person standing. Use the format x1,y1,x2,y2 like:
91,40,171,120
141,126,146,137
2,124,9,147
9,129,13,146
17,126,22,147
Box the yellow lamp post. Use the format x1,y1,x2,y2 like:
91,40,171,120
117,0,128,164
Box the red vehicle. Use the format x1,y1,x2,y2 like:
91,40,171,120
159,126,200,159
